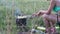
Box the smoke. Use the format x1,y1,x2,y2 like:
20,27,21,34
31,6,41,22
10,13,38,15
14,7,22,17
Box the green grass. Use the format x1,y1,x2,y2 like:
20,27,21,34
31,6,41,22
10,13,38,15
0,0,60,34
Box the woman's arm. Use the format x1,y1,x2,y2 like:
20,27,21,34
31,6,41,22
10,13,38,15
33,0,56,16
47,0,56,14
33,10,47,16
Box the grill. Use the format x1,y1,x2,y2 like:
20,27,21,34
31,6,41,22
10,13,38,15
16,15,32,26
16,16,27,26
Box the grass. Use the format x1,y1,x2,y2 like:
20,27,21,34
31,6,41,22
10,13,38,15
0,0,60,34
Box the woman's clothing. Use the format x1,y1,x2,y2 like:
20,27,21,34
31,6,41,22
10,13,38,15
53,0,60,12
53,6,60,12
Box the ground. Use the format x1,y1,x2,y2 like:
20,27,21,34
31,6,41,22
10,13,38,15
0,0,60,34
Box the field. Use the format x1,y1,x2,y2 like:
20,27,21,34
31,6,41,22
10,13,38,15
0,0,60,34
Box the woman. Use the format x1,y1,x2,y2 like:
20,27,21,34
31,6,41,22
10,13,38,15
33,0,60,34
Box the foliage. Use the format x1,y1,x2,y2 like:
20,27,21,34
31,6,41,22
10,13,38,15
0,0,60,34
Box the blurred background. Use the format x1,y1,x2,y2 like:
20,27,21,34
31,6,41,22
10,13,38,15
0,0,60,34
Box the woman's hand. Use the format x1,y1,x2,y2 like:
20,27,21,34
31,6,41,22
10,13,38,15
32,10,47,17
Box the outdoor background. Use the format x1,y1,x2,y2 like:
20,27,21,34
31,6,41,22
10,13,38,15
0,0,60,34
